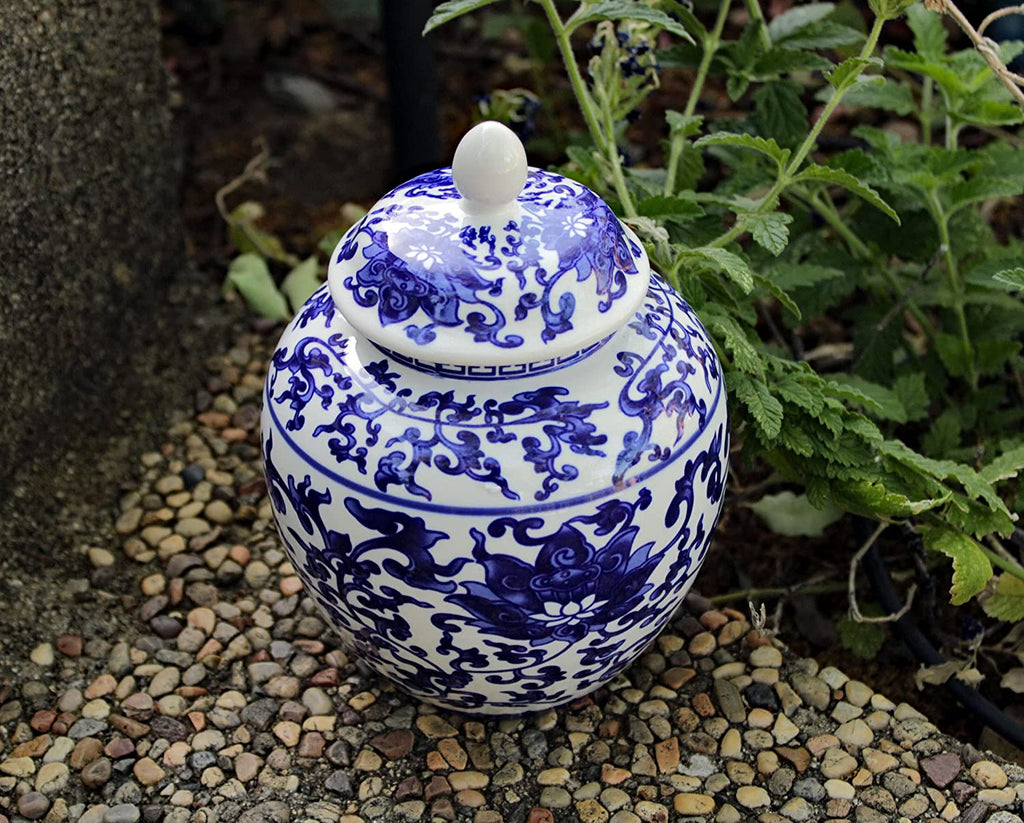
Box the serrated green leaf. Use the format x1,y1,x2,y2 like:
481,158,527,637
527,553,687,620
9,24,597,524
765,263,846,291
838,616,886,659
704,309,764,375
957,98,1024,127
674,142,706,192
695,132,791,167
746,212,794,256
982,574,1024,622
881,439,1009,516
731,372,784,439
747,491,843,536
423,0,502,33
665,110,704,139
567,1,695,42
679,246,756,292
993,268,1024,292
777,419,817,456
774,376,824,415
842,78,915,114
920,524,993,605
948,176,1023,213
636,195,705,222
976,338,1022,374
796,164,900,222
884,48,965,95
981,445,1024,484
660,1,707,40
280,257,322,314
831,479,944,518
753,48,833,77
775,20,865,49
753,274,801,320
933,332,972,378
726,71,751,102
869,0,916,21
828,56,883,90
767,2,836,41
226,253,290,321
907,3,947,60
828,374,908,422
753,80,807,146
892,373,930,422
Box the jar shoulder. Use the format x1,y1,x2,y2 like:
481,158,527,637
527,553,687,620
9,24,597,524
263,275,725,507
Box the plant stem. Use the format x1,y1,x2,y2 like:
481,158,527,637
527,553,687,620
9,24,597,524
807,192,874,260
744,0,773,51
594,83,640,218
708,15,886,250
537,0,607,153
789,17,885,175
978,542,1024,584
928,191,978,389
709,581,850,604
921,78,934,145
665,0,733,196
687,0,732,119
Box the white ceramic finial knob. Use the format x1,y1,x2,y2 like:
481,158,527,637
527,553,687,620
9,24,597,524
452,121,528,213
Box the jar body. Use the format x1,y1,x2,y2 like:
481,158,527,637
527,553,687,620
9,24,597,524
261,273,728,713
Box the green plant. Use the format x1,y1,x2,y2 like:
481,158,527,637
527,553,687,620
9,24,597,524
215,140,365,321
424,0,1024,646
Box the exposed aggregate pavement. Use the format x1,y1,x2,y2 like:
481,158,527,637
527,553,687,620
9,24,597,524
1,329,1022,823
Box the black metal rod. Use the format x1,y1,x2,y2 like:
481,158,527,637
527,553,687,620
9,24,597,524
380,0,441,181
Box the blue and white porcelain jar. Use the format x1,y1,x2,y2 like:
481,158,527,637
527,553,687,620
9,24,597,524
261,122,728,714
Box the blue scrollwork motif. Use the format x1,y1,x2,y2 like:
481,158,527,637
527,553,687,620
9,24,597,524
267,277,721,506
262,414,728,710
335,169,643,349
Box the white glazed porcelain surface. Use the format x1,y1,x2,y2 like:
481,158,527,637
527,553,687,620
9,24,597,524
262,274,728,712
328,123,650,367
262,122,727,713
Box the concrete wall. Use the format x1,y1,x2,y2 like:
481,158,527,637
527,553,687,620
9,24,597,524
0,1,188,504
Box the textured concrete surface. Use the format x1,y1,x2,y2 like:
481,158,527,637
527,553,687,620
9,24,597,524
0,1,188,510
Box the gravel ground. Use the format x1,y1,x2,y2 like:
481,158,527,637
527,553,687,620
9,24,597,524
2,327,1023,823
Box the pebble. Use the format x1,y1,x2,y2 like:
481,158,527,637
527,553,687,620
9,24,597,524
133,757,165,786
2,332,1018,823
18,792,50,820
736,785,770,808
921,752,962,788
34,761,69,793
30,643,55,667
81,757,112,788
970,759,1008,788
104,805,141,823
675,793,715,814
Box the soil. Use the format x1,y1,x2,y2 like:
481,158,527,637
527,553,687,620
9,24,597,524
2,0,1020,762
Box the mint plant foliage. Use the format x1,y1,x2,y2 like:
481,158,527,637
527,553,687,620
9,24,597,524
425,0,1024,619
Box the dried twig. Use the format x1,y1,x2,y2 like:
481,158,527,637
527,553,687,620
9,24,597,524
214,137,272,223
849,522,918,622
924,0,1024,108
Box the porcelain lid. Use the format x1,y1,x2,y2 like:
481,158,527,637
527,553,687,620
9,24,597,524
327,121,651,367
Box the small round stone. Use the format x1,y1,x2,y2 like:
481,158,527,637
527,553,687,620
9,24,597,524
133,757,165,786
17,792,50,820
674,794,715,815
748,645,782,668
30,643,55,667
970,760,1007,789
104,804,141,823
735,786,770,808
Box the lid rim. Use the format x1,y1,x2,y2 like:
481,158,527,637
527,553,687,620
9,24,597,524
327,163,652,367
